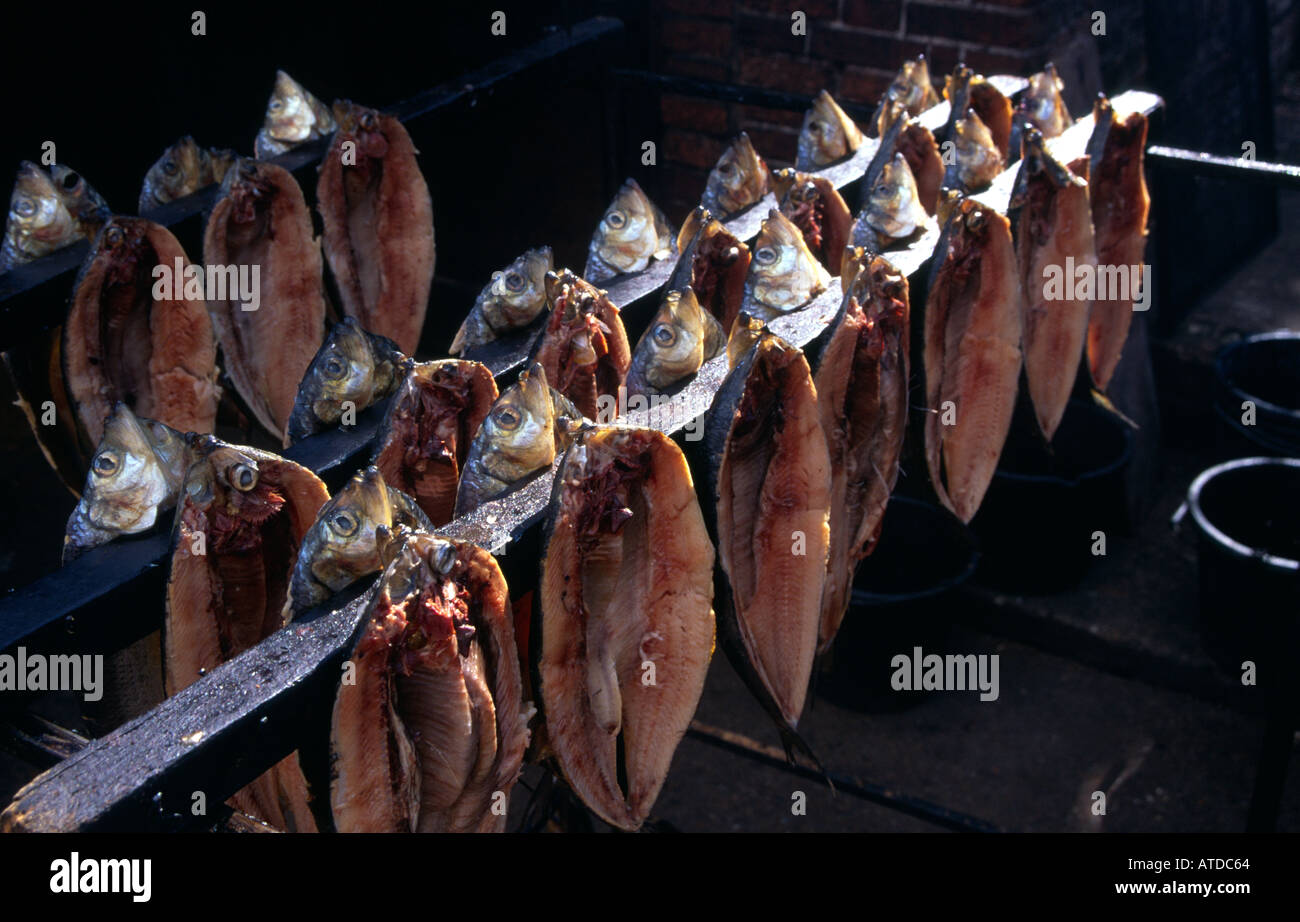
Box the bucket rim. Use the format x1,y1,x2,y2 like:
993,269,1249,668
1187,456,1300,573
1214,331,1300,419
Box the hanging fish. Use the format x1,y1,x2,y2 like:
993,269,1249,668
254,70,336,159
796,90,864,170
944,108,1006,194
538,426,715,831
331,529,530,832
870,55,940,136
701,132,772,218
451,247,554,354
773,168,853,273
1086,95,1150,391
699,332,831,756
50,165,109,239
738,209,831,323
139,137,238,212
284,466,431,621
64,217,219,452
668,207,750,333
625,288,725,398
942,64,1013,161
166,436,328,831
287,318,406,444
1009,125,1096,440
369,359,498,526
318,100,435,355
453,362,582,517
531,270,631,419
810,252,909,652
726,311,767,370
63,405,193,563
584,178,673,284
204,159,326,445
924,197,1023,524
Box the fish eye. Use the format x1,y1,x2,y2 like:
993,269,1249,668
322,354,348,380
807,120,821,132
756,246,777,265
965,210,986,232
718,162,734,176
14,198,35,217
652,323,677,347
60,172,81,191
104,226,124,247
330,511,358,537
92,451,119,477
269,99,283,111
493,406,522,430
229,462,258,492
605,210,627,229
162,160,179,176
360,112,378,131
504,272,525,292
874,184,888,196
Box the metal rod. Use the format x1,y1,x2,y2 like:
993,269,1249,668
1146,144,1300,190
687,721,1002,833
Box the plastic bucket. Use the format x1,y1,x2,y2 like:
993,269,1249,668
1186,457,1300,687
1212,332,1300,458
970,399,1133,593
821,496,979,712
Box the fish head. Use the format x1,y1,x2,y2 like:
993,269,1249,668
68,404,170,540
888,55,938,115
748,209,830,313
726,310,767,369
591,179,671,275
638,288,709,386
262,70,332,147
479,246,553,330
545,270,615,365
480,362,558,474
1022,63,1072,138
865,152,926,240
86,218,150,284
797,91,862,168
142,137,209,207
703,132,770,216
311,318,381,414
952,109,1003,188
303,466,397,593
944,63,975,110
7,162,75,246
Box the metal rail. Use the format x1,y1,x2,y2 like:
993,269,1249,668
1146,144,1300,190
1,81,1164,832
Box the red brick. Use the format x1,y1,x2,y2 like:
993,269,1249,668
921,40,962,77
736,12,809,53
662,164,711,215
661,17,732,58
734,125,799,167
661,53,731,82
739,0,837,17
811,23,924,66
905,1,1036,47
738,50,834,94
843,0,903,31
665,129,727,170
974,0,1044,8
838,65,896,106
663,0,734,17
961,46,1037,77
661,94,731,134
736,104,805,128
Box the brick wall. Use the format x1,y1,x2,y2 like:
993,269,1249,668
653,0,1124,218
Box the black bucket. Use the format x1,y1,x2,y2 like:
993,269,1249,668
970,399,1133,594
1186,457,1300,688
1213,333,1300,458
821,496,979,712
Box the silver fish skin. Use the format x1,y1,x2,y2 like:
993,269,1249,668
739,209,831,323
451,247,554,353
254,70,337,159
2,162,77,271
853,152,929,249
584,178,673,283
63,404,192,563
